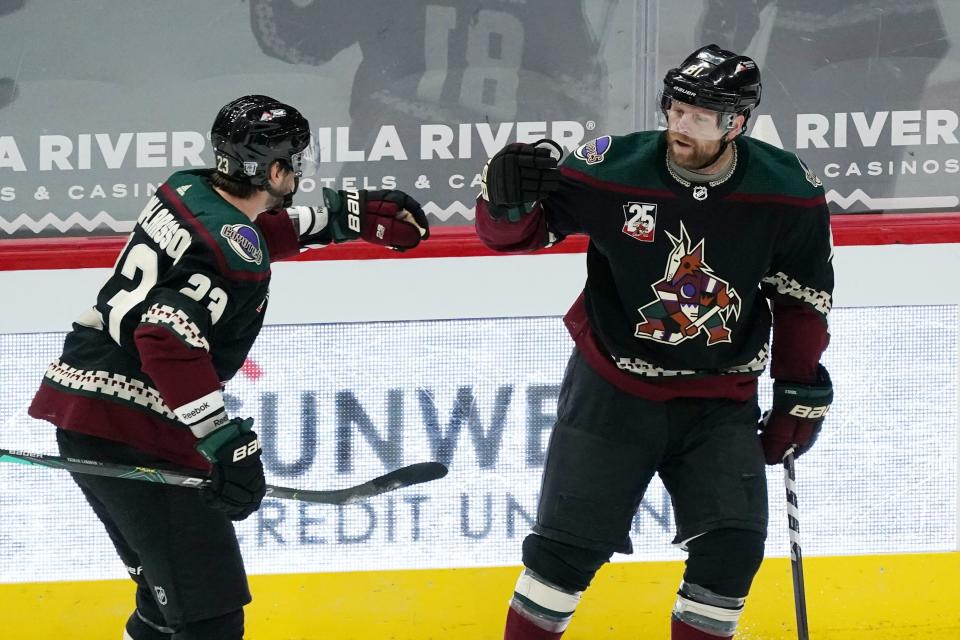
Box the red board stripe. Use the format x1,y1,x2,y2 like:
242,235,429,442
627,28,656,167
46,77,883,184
1,213,958,271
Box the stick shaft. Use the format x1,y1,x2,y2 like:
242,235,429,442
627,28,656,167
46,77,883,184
783,451,810,640
0,448,446,505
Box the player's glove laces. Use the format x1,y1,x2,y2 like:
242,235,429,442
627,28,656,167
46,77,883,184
195,417,266,521
758,364,833,465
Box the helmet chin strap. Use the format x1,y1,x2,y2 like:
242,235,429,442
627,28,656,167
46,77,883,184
282,176,300,208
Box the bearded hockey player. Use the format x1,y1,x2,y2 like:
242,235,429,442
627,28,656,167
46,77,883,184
475,45,834,639
29,94,428,640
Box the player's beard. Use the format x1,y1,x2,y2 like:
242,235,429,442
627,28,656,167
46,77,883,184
665,132,727,172
265,176,298,209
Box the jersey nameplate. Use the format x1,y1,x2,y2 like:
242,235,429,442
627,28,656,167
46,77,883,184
136,196,192,263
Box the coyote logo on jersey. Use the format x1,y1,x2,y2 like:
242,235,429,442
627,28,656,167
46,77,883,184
634,222,740,346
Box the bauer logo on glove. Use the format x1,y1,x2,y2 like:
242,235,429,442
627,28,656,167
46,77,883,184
329,188,429,251
758,364,833,465
786,402,830,419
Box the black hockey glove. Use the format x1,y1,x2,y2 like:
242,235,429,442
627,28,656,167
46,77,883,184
328,189,429,251
195,417,266,521
480,139,562,210
758,365,833,465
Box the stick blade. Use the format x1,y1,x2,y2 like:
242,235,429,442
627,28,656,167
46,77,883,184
268,461,449,505
371,461,448,492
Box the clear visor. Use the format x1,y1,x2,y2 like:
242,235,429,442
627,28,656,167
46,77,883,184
659,98,734,141
289,135,321,177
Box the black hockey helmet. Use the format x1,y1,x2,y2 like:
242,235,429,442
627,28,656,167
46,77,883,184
211,95,311,187
661,44,762,131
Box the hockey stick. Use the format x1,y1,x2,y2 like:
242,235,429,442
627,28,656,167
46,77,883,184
783,448,810,640
0,447,447,505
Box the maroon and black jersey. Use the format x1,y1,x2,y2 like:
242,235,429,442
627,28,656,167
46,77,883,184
477,131,834,401
29,170,301,469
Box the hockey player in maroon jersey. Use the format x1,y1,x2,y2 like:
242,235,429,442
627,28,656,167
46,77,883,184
28,95,428,640
476,45,834,639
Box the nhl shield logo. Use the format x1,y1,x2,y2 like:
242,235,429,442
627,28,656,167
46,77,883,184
155,585,168,606
622,202,657,242
692,186,708,201
243,161,258,176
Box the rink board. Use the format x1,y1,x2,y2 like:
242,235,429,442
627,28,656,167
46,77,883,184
0,246,957,639
1,552,958,639
1,305,955,583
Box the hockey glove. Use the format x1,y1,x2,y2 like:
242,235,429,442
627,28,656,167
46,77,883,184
481,139,562,213
327,189,429,251
758,364,833,465
195,417,266,521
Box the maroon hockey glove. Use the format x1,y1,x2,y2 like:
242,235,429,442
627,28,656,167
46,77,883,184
481,139,562,209
758,365,833,465
328,189,429,251
195,417,266,521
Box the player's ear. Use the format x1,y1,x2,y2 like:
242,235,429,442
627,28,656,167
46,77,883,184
268,160,285,182
728,114,747,139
